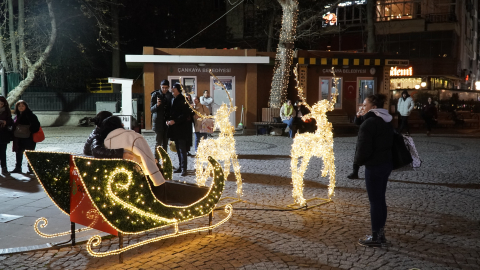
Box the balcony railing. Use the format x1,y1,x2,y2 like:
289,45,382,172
425,13,457,23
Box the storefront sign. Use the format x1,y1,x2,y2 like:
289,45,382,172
177,67,231,73
385,59,409,66
390,67,413,76
299,65,308,96
322,68,368,74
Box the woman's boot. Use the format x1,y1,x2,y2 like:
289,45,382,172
358,231,382,248
10,167,22,173
1,167,9,175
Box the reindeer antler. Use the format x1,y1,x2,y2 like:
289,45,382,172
329,67,339,111
178,78,214,119
209,70,235,115
293,64,312,111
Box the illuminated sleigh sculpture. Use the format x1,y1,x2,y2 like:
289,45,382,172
25,147,232,257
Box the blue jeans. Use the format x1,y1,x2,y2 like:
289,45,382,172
174,139,187,171
365,162,392,232
194,132,207,152
282,118,294,138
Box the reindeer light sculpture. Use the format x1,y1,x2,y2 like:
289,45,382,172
289,65,338,207
180,71,243,198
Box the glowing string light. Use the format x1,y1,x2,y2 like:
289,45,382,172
290,65,338,206
86,204,233,257
34,217,92,238
269,0,299,108
179,72,243,197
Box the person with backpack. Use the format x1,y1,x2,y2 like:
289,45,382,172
354,94,394,248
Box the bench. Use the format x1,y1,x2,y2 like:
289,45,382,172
456,111,480,128
253,122,287,135
405,110,455,129
436,112,455,128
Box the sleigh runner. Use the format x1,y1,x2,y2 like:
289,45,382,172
25,150,232,258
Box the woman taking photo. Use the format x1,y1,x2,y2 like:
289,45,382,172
11,100,40,174
0,96,13,174
193,96,210,153
354,94,394,247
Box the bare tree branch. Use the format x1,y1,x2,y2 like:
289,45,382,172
7,0,56,105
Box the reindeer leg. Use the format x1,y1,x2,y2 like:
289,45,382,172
223,158,231,181
196,157,209,187
294,155,311,206
324,146,336,199
230,155,242,198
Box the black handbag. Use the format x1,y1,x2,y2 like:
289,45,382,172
392,131,413,170
273,117,282,123
14,124,31,138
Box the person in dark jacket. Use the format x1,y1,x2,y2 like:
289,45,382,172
0,96,13,174
83,111,113,156
347,105,366,179
167,84,192,176
354,94,394,248
185,94,194,156
422,97,437,136
89,116,137,162
150,80,173,153
11,100,40,174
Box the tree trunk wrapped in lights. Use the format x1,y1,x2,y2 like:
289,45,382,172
269,0,298,109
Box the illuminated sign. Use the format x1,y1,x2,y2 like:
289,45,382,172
323,13,337,25
390,67,413,76
385,59,409,66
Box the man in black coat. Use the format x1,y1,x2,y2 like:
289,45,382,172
150,79,173,153
167,84,192,176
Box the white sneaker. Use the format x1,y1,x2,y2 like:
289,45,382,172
285,126,290,133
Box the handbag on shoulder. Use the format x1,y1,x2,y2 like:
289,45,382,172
392,131,413,170
13,124,31,138
33,127,45,143
200,118,215,134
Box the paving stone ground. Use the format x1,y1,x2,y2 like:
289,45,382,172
0,126,479,269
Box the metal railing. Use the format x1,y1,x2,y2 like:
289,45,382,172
425,13,456,23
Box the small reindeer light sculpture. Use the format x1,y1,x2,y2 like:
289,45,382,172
290,65,338,206
180,71,243,198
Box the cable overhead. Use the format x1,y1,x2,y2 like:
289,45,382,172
176,0,244,48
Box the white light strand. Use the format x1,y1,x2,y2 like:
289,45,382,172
290,65,338,206
180,72,243,197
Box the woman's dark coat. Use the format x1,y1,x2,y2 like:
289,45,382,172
150,90,173,132
167,94,192,141
14,109,40,138
354,111,394,166
0,109,13,144
423,103,438,119
89,130,124,158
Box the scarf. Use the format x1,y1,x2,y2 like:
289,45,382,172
284,103,293,117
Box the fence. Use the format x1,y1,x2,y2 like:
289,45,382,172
19,92,144,112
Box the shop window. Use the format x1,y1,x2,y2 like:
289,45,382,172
168,76,197,96
210,76,236,125
358,78,375,104
335,4,366,25
376,0,419,21
319,77,342,109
